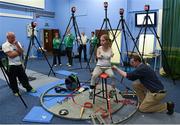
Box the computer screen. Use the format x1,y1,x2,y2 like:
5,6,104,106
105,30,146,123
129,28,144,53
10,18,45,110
135,12,157,27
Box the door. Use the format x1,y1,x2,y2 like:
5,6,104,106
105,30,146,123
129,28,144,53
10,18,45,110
43,29,52,52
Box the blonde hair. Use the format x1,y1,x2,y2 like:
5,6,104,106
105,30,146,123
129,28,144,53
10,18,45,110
101,34,112,47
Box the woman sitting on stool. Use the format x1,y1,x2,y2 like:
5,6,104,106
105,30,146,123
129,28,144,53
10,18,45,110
89,34,115,99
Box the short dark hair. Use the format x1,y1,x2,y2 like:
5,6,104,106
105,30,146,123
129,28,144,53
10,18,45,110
131,54,142,62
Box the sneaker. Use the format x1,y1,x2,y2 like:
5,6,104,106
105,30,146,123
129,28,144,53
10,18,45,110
59,63,62,66
54,64,57,67
68,64,72,67
109,89,116,98
27,88,37,93
14,92,19,97
89,91,94,100
167,102,175,115
66,63,69,66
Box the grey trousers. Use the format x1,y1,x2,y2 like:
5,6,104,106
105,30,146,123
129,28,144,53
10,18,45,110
90,66,115,87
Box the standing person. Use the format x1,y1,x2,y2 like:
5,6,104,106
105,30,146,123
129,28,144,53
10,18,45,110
64,30,75,67
89,34,115,99
78,32,88,62
89,31,98,63
52,32,62,66
2,32,36,96
112,55,175,115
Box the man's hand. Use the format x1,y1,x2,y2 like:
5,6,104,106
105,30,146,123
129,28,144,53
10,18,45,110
112,65,118,71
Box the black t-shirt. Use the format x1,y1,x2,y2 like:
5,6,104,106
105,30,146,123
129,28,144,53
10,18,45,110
127,63,164,92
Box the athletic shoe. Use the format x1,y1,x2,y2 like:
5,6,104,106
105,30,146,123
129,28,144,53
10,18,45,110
14,92,19,97
167,101,175,115
27,88,37,93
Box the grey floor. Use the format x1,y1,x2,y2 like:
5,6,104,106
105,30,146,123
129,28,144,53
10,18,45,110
0,56,180,124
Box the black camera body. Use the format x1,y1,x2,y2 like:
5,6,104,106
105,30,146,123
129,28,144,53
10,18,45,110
31,22,37,29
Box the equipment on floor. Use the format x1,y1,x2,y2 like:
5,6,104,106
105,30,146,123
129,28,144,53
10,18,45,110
65,74,80,90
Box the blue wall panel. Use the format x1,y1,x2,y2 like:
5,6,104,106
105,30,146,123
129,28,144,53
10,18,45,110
55,0,127,37
0,0,56,50
125,0,163,52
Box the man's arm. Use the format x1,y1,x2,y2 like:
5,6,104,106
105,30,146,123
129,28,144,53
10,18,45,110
14,41,23,54
6,42,23,58
112,65,127,77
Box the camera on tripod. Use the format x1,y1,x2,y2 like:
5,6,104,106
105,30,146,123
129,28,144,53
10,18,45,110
119,8,124,16
31,21,37,29
71,6,76,13
144,5,150,11
104,2,108,8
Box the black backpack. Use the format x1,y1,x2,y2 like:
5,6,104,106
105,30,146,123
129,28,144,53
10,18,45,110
65,74,80,90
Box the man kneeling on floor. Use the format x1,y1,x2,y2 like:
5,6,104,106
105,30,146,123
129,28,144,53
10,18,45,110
112,54,174,115
2,32,36,96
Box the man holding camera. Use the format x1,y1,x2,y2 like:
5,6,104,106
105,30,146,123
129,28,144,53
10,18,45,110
112,54,174,115
2,32,36,96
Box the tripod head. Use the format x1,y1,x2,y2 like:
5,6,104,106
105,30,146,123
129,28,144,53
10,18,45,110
119,8,124,20
104,2,108,9
119,8,124,16
144,5,150,12
71,6,76,14
31,22,37,29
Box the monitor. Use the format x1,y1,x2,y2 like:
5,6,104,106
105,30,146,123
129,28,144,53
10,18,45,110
135,12,157,27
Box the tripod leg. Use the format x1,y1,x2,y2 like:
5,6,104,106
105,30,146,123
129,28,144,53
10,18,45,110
18,93,28,108
107,19,125,64
148,16,176,84
24,37,32,70
73,18,82,68
130,17,146,63
121,19,130,71
0,66,10,87
86,20,106,71
34,36,56,77
124,21,144,63
0,64,28,108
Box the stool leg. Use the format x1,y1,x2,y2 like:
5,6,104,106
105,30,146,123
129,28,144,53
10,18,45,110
105,78,109,110
114,90,118,103
93,87,96,104
102,78,105,98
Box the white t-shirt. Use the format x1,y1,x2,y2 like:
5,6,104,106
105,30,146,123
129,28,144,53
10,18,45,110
78,35,87,45
96,46,113,67
2,41,22,65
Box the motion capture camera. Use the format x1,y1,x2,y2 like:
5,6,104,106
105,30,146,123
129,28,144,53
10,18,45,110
144,5,150,11
71,6,76,13
119,8,124,15
104,2,108,8
31,21,37,29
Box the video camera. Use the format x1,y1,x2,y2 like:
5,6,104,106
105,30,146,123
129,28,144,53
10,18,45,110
119,8,124,16
31,21,37,29
104,2,108,8
144,5,150,11
71,7,76,13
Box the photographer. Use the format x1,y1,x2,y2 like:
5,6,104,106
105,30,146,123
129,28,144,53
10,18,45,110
2,32,36,96
112,54,174,115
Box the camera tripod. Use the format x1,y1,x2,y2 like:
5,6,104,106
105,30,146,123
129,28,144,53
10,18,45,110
48,7,92,76
24,25,56,77
86,2,124,70
0,52,28,108
131,5,175,84
113,8,145,71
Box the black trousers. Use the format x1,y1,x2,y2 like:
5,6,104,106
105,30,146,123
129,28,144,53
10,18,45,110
66,47,73,65
79,44,87,61
7,65,32,93
53,49,61,65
